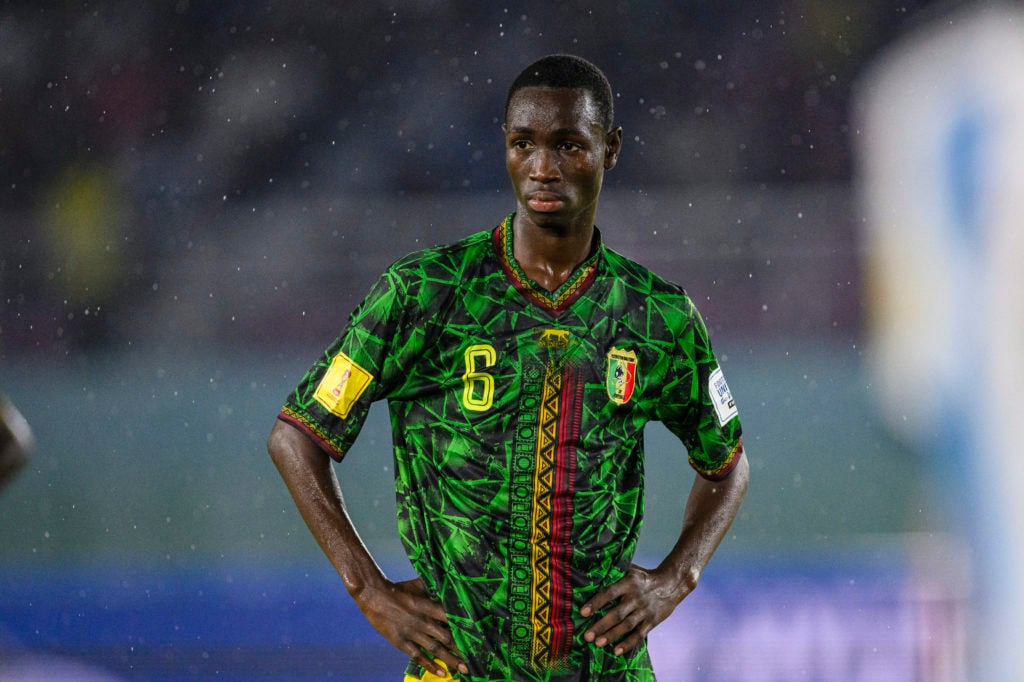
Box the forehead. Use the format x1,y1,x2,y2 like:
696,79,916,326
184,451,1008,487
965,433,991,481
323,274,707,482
505,86,603,133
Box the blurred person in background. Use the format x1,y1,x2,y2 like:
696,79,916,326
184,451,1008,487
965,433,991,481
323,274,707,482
41,163,133,348
856,1,1024,678
0,395,32,491
268,54,748,681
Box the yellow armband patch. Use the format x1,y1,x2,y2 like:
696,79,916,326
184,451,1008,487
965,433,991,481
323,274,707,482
313,352,373,419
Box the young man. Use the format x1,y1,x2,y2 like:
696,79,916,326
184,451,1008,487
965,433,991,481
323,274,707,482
268,54,748,681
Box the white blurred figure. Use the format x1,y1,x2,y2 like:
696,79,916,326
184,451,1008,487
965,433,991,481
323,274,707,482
855,2,1024,679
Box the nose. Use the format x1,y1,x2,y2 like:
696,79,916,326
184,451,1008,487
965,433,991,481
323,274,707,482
529,149,560,183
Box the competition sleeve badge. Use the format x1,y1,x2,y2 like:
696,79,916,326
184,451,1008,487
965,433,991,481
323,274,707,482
606,347,638,405
314,352,374,419
708,366,739,426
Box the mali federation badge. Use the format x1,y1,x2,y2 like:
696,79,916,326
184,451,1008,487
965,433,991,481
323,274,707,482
606,347,638,405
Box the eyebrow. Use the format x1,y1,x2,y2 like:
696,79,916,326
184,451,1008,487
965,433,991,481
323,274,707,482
506,126,589,137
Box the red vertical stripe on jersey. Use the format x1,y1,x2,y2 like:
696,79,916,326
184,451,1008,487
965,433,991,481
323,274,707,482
549,365,582,661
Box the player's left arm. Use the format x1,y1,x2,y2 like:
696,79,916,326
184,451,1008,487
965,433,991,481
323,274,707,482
581,446,748,655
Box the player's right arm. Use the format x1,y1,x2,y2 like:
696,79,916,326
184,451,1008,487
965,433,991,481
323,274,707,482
267,419,468,678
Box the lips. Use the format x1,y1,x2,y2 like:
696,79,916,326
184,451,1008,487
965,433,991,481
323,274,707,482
526,191,565,212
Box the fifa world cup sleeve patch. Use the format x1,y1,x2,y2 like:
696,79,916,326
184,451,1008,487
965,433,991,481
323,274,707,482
313,352,374,419
709,366,738,426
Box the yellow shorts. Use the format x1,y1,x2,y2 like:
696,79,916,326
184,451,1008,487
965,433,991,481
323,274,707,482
403,659,455,681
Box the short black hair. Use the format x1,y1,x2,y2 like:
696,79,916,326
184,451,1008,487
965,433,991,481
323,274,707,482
505,54,615,132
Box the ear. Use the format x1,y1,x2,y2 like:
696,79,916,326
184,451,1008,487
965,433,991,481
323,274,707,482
604,127,623,170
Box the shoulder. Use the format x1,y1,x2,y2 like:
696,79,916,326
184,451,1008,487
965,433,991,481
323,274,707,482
602,244,689,299
387,230,493,281
601,244,705,335
375,230,494,312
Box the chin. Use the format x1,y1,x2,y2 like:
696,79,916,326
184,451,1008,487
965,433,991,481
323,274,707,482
528,212,573,232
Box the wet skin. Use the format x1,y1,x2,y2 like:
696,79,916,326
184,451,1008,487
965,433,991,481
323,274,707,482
503,86,622,292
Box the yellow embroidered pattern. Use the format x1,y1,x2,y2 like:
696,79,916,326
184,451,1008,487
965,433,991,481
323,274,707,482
495,216,599,313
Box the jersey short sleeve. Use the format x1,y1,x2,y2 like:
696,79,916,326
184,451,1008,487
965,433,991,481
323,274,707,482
657,297,744,480
278,267,418,459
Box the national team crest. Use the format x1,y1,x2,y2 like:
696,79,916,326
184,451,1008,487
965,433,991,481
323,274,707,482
606,347,638,405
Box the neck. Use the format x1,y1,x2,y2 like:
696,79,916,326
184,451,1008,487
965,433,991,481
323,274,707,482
511,212,596,292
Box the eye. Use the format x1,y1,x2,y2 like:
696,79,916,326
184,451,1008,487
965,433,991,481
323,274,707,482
558,141,583,152
510,138,532,150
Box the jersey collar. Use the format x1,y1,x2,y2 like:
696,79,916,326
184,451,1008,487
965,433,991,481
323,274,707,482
492,213,603,315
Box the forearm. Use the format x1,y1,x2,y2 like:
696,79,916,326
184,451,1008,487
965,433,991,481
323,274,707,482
656,449,749,598
268,420,468,675
579,450,748,653
267,419,386,598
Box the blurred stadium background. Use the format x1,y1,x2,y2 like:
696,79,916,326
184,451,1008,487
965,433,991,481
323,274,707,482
4,1,1019,679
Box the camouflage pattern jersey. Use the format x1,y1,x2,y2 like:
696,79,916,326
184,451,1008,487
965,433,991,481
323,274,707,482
278,214,744,681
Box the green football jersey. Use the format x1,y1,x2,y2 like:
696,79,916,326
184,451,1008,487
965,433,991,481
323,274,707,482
280,215,743,681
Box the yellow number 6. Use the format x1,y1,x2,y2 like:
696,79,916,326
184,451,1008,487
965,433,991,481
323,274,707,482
462,344,496,412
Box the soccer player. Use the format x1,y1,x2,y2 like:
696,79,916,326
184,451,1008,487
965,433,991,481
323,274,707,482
268,54,749,681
